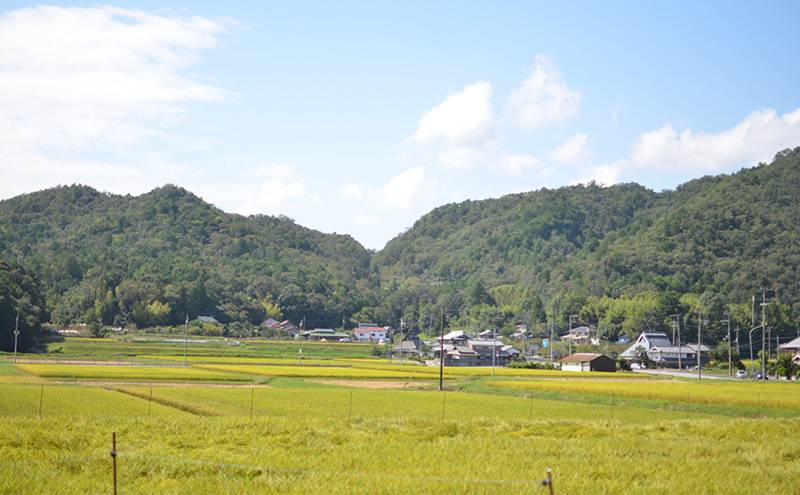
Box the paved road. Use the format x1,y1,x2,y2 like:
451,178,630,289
633,368,740,380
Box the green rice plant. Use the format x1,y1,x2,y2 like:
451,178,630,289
488,378,800,411
14,364,252,382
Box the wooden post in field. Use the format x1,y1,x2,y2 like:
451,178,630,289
111,431,117,495
38,384,44,416
250,386,255,419
441,392,446,421
148,386,153,416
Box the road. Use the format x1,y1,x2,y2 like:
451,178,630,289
633,368,741,380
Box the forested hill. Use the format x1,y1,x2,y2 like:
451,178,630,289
2,147,800,347
374,147,800,337
0,184,374,333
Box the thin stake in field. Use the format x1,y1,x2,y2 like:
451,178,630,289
442,392,447,421
110,431,117,495
349,388,354,421
38,384,44,416
250,386,255,419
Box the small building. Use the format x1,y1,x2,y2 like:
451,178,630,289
620,332,709,368
392,335,424,358
560,326,598,346
299,328,350,342
779,336,800,358
354,323,389,343
561,353,616,372
198,315,220,326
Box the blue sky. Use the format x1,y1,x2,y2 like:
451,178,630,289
2,2,800,250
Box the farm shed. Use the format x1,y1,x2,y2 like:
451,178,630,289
561,353,616,373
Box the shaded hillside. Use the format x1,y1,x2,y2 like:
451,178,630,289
0,185,374,330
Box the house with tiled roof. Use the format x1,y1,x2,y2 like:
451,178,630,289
620,331,709,368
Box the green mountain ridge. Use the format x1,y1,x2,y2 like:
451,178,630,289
1,147,799,350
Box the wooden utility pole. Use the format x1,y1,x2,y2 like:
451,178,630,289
439,309,444,392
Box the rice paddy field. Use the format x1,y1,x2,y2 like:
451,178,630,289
2,342,800,494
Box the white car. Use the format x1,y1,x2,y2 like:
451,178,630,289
736,370,747,379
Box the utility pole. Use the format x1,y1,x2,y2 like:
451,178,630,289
722,313,732,376
669,314,679,370
399,318,404,365
299,317,304,366
184,313,189,366
13,313,19,364
696,311,705,380
568,315,578,357
439,309,444,392
760,288,770,377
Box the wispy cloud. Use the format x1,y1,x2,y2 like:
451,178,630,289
507,54,581,129
0,6,239,197
549,133,593,165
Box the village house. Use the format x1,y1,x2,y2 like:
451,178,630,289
561,353,616,372
298,328,350,342
353,323,389,343
559,326,598,346
619,331,710,368
432,331,518,367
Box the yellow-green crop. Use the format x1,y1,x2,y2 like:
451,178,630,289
14,363,251,382
489,378,800,410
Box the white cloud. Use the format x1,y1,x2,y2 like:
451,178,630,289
497,153,545,176
352,214,379,225
339,183,368,199
631,108,800,172
574,160,626,187
252,164,294,178
412,80,495,145
195,164,321,217
378,167,434,210
549,133,593,165
0,6,238,198
507,54,581,129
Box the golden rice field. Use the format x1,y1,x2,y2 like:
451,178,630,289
3,362,800,494
0,382,799,494
193,363,440,380
488,378,800,411
13,363,252,382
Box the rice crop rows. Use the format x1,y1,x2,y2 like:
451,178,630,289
1,411,798,494
488,378,800,411
13,363,252,382
192,364,438,380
